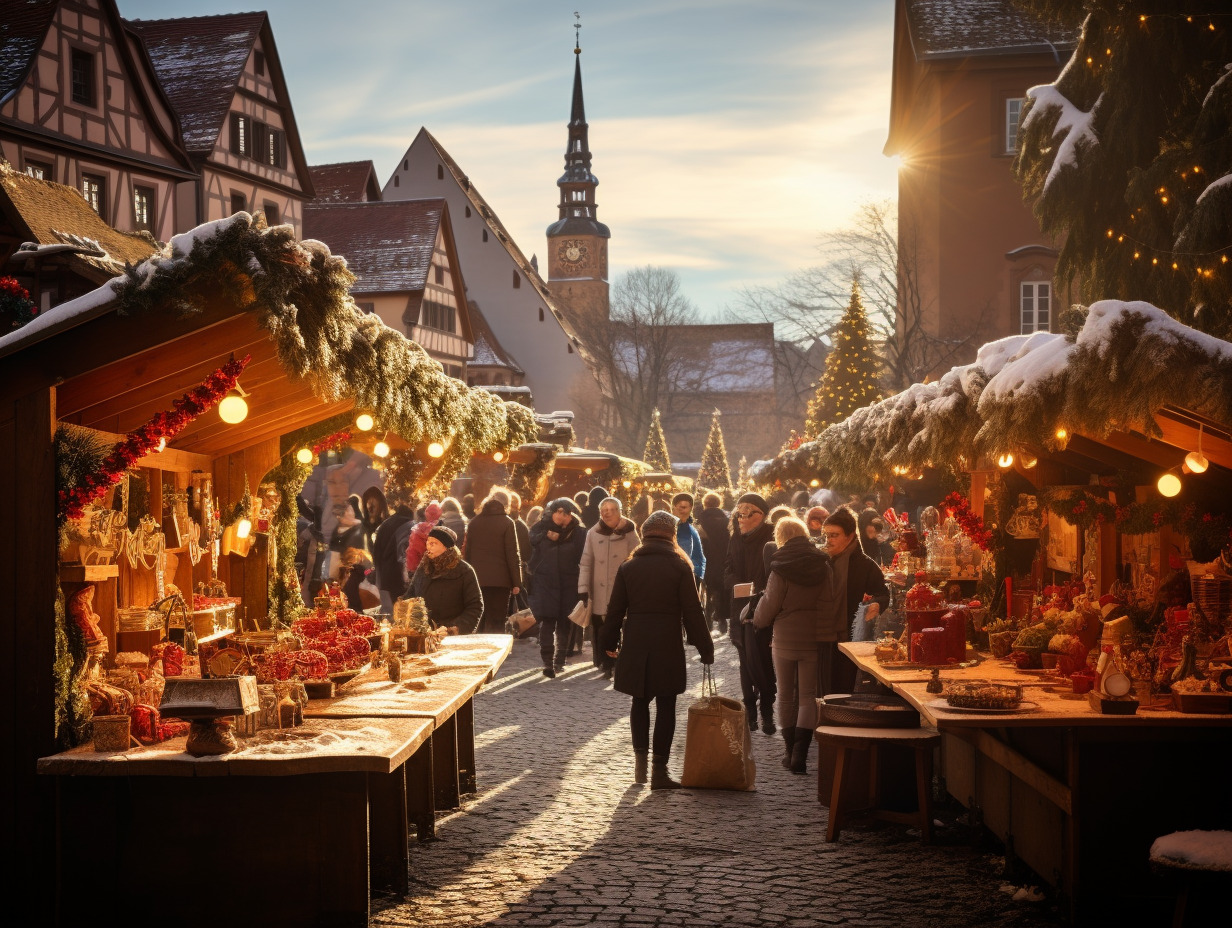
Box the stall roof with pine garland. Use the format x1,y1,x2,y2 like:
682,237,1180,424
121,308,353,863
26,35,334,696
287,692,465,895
0,212,538,455
750,299,1232,490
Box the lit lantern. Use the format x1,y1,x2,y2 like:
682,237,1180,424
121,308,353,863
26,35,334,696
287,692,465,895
1022,454,1038,469
996,452,1015,469
810,479,820,487
236,518,253,539
427,442,445,458
296,448,313,464
622,480,632,489
584,467,593,475
493,451,505,463
374,440,391,458
1157,473,1182,498
1185,426,1208,473
218,393,248,424
355,413,375,432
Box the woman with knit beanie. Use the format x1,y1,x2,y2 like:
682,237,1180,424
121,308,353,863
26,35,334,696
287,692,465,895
601,510,714,789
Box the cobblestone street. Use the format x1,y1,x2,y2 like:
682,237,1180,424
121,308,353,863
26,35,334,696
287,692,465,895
373,632,1065,928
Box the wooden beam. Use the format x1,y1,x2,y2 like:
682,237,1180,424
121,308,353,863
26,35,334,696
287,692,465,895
78,426,214,474
950,728,1073,815
1075,430,1181,471
1153,411,1232,471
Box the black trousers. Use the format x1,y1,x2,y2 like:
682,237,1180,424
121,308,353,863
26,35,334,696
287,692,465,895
478,586,510,635
705,581,730,627
731,618,776,715
538,616,571,668
630,693,677,757
590,614,614,670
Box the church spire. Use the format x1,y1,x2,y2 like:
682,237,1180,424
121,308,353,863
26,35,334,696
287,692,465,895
547,16,610,240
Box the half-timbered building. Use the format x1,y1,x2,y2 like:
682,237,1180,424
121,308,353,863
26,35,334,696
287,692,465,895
126,11,314,235
0,0,196,242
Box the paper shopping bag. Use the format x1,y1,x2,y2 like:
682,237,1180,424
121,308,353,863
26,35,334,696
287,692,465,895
681,667,756,791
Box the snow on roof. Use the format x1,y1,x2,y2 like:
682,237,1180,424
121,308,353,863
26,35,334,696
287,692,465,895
904,0,1076,59
1078,299,1232,364
127,14,265,153
308,161,382,205
0,212,249,360
0,0,56,103
302,200,443,294
978,331,1073,407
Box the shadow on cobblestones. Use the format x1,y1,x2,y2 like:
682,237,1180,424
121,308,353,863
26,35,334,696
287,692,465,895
372,634,1065,928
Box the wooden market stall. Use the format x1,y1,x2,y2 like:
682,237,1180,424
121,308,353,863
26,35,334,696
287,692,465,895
754,301,1232,922
0,215,534,917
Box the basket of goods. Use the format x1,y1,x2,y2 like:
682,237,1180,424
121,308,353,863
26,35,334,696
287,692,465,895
1010,623,1053,667
986,619,1018,658
944,680,1023,710
816,693,920,728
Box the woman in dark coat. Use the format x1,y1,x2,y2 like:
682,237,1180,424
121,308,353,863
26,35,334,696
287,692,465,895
463,487,523,634
819,508,890,695
602,510,714,790
528,498,587,677
404,526,483,634
858,508,895,566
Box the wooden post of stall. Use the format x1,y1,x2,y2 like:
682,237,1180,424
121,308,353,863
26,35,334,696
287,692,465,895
213,439,280,629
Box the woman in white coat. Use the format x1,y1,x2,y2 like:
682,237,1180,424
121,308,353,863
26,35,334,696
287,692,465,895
578,497,640,678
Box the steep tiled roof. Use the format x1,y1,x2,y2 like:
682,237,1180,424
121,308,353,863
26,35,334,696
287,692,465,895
0,161,159,276
126,13,265,153
0,1,56,104
904,0,1076,59
308,161,382,204
467,301,523,374
414,128,590,355
302,199,444,294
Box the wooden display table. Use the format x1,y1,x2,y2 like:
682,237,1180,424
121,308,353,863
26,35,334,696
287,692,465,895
841,641,1232,923
38,633,513,927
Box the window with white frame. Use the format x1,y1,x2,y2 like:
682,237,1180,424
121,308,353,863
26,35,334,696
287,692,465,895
1006,98,1024,154
1020,281,1051,333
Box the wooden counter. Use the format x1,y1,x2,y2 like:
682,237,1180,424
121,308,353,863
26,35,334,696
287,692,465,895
38,633,513,927
840,642,1232,923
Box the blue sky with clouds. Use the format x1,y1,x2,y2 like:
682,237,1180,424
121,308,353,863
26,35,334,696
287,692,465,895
121,0,898,315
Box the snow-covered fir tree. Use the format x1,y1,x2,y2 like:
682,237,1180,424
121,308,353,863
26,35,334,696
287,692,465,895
696,409,732,490
804,275,883,436
642,408,672,472
1014,1,1232,336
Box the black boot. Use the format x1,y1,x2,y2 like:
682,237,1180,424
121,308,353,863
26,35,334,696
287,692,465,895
790,731,810,774
634,751,648,785
543,664,556,678
745,703,758,732
650,755,681,790
760,707,776,735
781,727,796,769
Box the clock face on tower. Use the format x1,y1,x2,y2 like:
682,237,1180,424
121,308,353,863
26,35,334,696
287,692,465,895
558,239,589,268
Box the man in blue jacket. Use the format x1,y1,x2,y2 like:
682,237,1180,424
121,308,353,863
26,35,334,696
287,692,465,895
672,493,706,585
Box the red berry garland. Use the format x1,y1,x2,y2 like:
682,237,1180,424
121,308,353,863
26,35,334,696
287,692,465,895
310,429,352,455
58,355,251,521
942,491,995,551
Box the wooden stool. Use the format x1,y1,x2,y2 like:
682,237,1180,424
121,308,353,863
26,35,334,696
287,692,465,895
814,725,941,844
1150,830,1232,928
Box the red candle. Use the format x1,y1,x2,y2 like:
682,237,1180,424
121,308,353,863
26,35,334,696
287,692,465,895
941,610,967,663
921,627,947,665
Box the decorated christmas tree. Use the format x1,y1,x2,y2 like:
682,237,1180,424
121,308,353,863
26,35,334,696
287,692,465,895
804,275,883,436
736,456,749,491
1013,2,1232,336
642,408,672,472
696,409,732,490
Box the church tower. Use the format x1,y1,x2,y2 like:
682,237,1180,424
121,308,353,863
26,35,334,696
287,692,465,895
546,31,610,323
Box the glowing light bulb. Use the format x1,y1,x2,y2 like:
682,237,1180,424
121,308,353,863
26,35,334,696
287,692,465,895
1157,473,1181,498
996,452,1015,469
355,413,375,432
1055,427,1068,441
157,437,167,452
236,518,252,539
810,479,820,488
622,480,632,489
584,467,593,475
1022,454,1038,469
296,448,313,464
374,441,390,458
1184,451,1208,473
218,393,248,424
493,451,505,463
427,442,445,458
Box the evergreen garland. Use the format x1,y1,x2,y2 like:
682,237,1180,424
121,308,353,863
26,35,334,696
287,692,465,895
109,214,536,463
383,450,426,509
642,408,672,472
509,444,557,507
264,453,313,628
697,409,733,490
1013,2,1232,337
804,276,883,437
52,587,90,748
